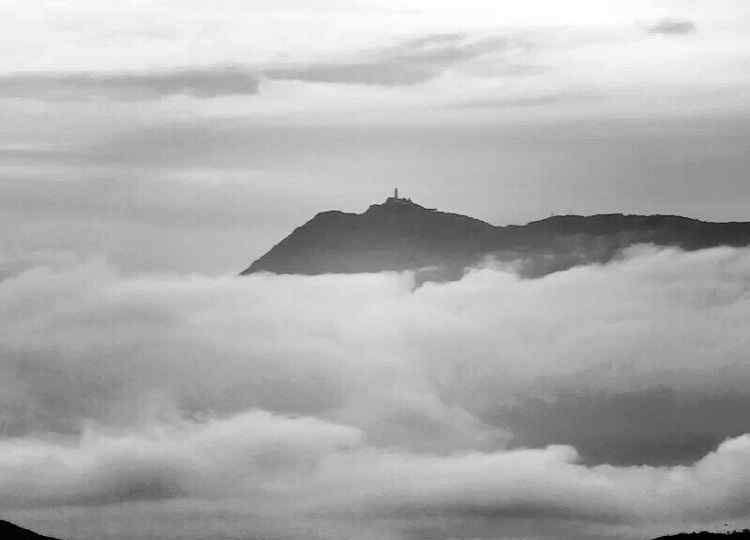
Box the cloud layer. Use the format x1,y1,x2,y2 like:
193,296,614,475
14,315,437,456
0,67,260,101
0,34,522,101
265,33,523,87
5,246,750,538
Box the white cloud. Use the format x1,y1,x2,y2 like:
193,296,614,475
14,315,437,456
5,410,750,536
0,409,361,508
4,247,750,537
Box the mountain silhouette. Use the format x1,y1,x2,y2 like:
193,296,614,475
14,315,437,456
0,520,63,540
242,194,750,280
653,531,750,539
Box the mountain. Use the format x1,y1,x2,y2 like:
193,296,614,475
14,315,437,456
241,195,750,280
0,520,63,540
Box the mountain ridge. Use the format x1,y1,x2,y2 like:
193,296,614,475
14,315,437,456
242,195,750,279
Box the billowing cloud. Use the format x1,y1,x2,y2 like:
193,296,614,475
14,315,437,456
0,67,260,101
5,246,750,538
645,17,697,35
5,414,750,539
5,246,750,451
0,410,361,508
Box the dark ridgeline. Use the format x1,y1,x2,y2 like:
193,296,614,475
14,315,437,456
242,191,750,280
0,520,63,540
653,532,750,539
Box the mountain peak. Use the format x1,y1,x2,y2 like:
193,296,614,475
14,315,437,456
366,189,434,211
365,196,433,215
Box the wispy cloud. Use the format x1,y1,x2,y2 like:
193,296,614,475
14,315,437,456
447,91,601,110
0,67,260,101
264,33,520,86
645,17,697,35
0,34,523,100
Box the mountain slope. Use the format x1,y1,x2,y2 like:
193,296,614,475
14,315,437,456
242,196,750,279
0,520,63,540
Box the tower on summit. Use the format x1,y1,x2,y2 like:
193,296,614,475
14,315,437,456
385,188,415,206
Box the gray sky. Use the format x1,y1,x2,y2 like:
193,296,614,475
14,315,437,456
2,0,750,273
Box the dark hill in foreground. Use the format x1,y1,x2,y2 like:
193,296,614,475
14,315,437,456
653,531,750,539
0,520,63,540
242,195,750,280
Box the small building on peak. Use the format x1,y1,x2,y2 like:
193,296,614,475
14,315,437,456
386,187,413,205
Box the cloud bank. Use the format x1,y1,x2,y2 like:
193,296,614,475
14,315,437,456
4,246,750,539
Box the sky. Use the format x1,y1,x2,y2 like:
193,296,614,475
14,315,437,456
2,0,750,273
4,2,750,540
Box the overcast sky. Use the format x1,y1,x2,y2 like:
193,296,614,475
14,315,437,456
2,0,750,273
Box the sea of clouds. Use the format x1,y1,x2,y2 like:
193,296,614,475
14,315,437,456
4,245,750,539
